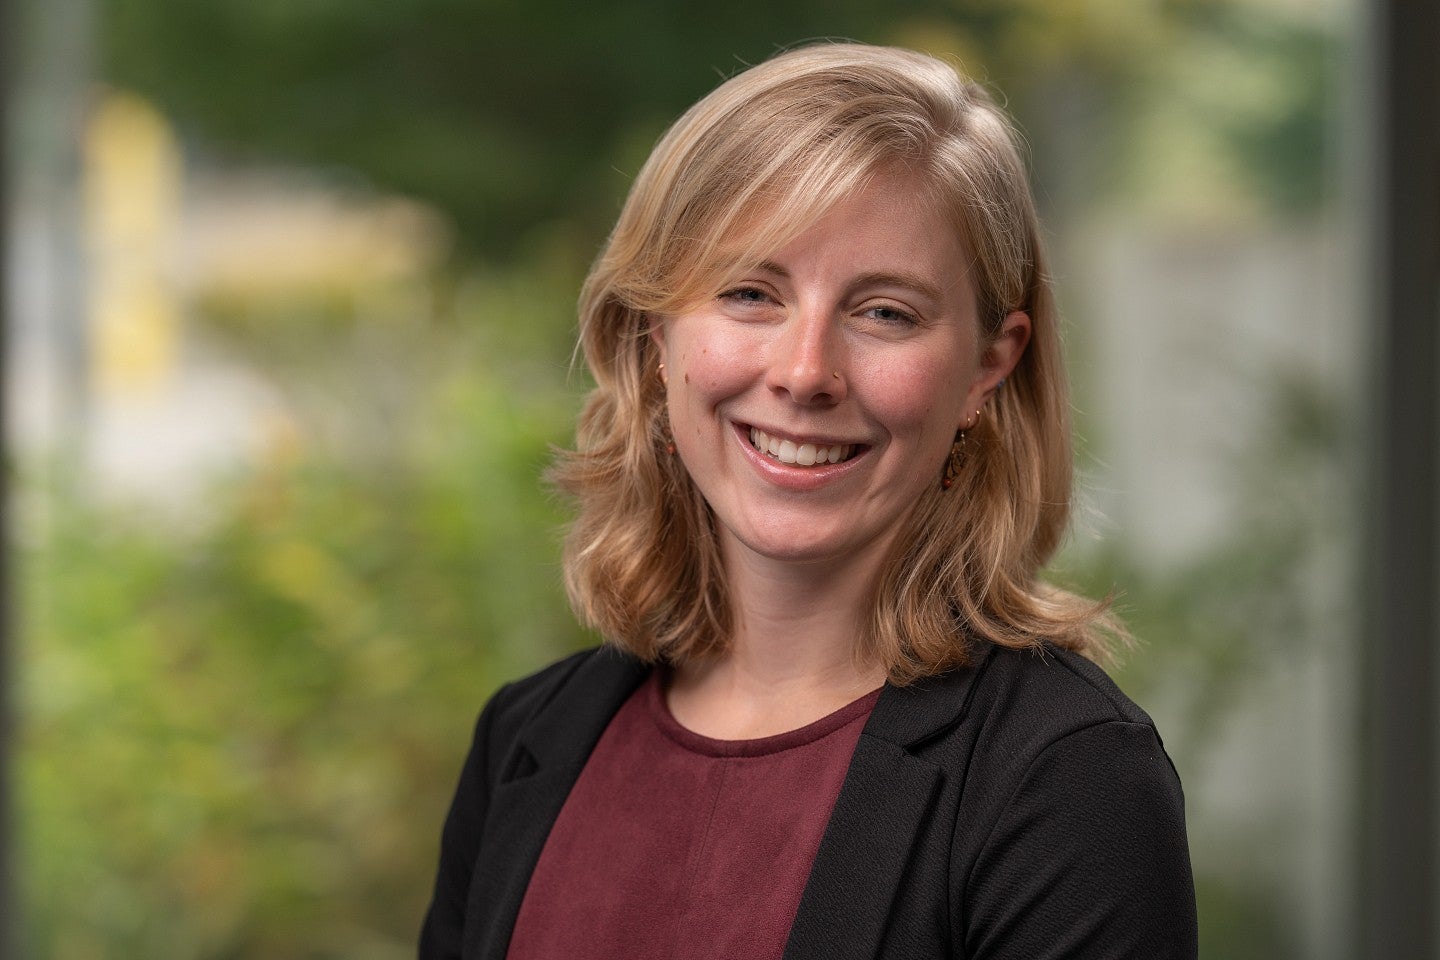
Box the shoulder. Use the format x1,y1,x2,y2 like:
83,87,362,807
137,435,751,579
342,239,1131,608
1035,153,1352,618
875,643,1197,956
479,646,629,740
958,640,1183,819
955,642,1185,841
470,645,650,778
484,648,605,725
874,640,1183,826
869,640,1169,772
946,645,1196,956
958,641,1170,767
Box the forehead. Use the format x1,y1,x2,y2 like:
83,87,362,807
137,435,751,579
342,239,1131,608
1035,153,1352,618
715,170,971,296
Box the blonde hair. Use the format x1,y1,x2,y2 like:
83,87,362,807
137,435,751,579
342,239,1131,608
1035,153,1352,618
550,42,1118,682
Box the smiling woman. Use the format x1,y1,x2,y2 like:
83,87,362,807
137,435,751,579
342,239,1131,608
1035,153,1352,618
420,43,1197,960
651,171,1028,598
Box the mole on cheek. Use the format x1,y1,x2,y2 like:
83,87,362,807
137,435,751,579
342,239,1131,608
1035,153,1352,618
684,373,690,384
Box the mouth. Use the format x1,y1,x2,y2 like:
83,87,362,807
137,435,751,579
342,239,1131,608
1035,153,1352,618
747,426,862,467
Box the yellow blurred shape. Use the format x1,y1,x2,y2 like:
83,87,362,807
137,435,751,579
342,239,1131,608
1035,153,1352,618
256,538,364,645
84,90,182,397
190,191,448,298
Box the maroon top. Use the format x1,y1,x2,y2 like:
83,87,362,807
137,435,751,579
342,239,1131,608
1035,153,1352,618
505,670,881,960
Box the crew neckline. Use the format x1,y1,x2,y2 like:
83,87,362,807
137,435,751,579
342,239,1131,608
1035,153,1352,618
645,670,883,758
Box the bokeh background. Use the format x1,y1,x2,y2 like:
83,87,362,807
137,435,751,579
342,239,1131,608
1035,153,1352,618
7,0,1372,957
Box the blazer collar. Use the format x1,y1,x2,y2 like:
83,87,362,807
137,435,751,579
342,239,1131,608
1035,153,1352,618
507,639,995,763
464,647,648,960
468,642,994,960
783,643,994,960
863,641,994,748
514,645,650,770
509,639,996,760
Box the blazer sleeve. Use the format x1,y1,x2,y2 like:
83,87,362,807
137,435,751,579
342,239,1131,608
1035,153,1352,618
418,684,511,960
962,720,1197,960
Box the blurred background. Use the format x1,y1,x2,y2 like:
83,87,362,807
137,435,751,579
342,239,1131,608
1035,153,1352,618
0,0,1403,956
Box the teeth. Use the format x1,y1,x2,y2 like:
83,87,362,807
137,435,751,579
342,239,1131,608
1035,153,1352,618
748,427,855,467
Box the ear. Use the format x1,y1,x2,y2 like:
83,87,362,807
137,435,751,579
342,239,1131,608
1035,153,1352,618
647,315,668,361
964,310,1031,412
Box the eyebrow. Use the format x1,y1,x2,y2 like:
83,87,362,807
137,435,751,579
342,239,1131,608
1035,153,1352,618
755,260,946,306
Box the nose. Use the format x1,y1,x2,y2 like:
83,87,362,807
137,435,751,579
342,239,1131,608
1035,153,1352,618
765,304,848,406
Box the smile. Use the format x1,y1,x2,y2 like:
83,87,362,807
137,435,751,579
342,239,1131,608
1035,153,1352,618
748,427,858,467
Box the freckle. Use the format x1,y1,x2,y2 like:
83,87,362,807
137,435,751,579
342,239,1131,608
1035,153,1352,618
684,373,690,383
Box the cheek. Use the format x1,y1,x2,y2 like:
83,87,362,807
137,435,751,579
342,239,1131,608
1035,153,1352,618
863,357,971,438
671,326,761,403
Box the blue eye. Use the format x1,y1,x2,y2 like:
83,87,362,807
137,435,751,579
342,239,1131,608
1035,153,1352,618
864,304,919,326
721,286,770,304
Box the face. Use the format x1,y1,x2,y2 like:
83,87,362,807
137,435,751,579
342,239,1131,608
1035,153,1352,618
652,171,1029,577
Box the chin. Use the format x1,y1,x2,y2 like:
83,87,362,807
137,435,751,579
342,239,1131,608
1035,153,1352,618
750,540,849,565
727,521,876,568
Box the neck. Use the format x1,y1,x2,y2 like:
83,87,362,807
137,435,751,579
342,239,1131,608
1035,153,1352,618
723,541,882,679
665,534,891,738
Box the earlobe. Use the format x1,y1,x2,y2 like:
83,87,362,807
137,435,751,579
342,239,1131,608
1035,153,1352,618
647,318,674,392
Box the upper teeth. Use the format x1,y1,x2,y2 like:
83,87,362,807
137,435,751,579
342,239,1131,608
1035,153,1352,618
749,427,854,466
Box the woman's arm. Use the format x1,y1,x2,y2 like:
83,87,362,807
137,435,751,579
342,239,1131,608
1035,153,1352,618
963,720,1197,960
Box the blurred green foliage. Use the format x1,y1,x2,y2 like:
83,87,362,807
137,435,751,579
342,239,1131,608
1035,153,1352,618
98,0,1334,258
19,249,591,958
17,0,1345,956
100,0,891,261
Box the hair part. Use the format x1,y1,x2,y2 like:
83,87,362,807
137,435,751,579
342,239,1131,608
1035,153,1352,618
549,42,1123,682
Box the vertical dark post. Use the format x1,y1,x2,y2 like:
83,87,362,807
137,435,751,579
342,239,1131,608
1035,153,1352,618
0,0,11,951
1358,0,1440,956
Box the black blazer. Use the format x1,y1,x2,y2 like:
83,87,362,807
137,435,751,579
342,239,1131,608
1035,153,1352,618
420,642,1197,960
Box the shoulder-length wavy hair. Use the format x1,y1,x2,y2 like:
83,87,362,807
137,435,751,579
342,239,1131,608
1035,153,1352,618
550,42,1118,682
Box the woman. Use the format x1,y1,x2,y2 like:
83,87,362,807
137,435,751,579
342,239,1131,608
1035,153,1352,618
421,43,1196,960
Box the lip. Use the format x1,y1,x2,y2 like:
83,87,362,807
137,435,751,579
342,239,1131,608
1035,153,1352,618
732,421,870,491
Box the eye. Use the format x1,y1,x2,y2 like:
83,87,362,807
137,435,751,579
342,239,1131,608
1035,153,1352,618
860,303,920,327
719,285,773,305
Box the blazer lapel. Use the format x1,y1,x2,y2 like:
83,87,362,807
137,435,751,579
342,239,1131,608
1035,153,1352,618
463,648,649,960
784,646,994,960
460,643,992,960
783,734,941,959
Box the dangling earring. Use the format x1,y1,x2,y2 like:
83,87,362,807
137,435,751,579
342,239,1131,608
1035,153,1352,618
941,431,965,490
941,409,981,490
656,407,676,456
656,362,676,455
